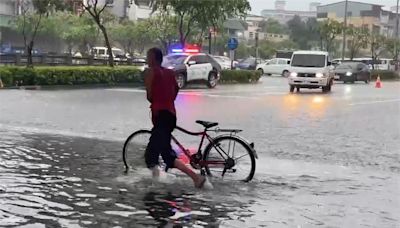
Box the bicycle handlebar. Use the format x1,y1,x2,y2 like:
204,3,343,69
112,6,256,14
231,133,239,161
175,126,242,135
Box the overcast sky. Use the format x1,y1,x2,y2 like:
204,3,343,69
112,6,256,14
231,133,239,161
249,0,398,14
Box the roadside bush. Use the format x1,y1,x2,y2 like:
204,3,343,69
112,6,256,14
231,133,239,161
220,70,261,83
371,70,400,80
0,66,143,87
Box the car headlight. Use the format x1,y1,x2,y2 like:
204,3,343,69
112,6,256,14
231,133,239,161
346,72,352,76
316,72,324,78
167,66,174,70
290,72,297,77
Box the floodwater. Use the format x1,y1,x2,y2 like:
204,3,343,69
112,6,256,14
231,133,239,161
1,79,400,227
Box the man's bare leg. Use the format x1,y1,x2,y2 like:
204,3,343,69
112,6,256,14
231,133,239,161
174,159,205,188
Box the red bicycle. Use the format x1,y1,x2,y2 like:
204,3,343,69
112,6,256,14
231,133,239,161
123,120,257,182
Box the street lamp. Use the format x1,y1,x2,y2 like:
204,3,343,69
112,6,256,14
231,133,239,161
341,0,348,61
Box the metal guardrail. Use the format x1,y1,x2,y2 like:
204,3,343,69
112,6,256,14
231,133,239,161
0,53,146,67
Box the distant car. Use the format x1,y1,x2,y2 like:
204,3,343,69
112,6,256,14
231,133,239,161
236,57,260,70
334,62,371,84
162,52,221,89
256,58,291,77
212,55,235,70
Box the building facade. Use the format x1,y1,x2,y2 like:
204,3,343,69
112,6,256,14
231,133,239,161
317,1,399,38
261,0,318,24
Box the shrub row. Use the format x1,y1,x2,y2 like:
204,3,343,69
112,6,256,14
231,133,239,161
371,70,400,80
0,66,143,87
220,70,261,83
0,67,262,87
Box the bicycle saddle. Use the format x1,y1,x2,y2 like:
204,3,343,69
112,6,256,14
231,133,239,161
196,120,219,128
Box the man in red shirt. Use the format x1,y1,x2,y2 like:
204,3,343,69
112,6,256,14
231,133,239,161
144,48,206,188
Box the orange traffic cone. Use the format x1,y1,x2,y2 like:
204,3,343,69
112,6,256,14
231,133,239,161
375,75,382,88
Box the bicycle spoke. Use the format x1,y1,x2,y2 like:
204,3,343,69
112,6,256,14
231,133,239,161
234,153,249,161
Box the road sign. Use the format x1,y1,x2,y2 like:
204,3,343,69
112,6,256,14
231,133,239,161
227,38,239,50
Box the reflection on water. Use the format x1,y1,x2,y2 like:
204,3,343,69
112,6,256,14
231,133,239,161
1,130,399,227
0,131,253,227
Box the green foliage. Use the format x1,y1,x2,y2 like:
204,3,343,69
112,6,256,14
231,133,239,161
111,20,156,55
259,19,288,34
147,11,180,53
155,0,251,45
319,19,343,53
0,67,143,87
371,70,399,80
368,34,386,69
287,16,320,49
220,70,261,83
384,38,400,60
346,27,369,59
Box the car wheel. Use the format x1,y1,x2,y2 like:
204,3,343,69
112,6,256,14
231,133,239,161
176,73,187,89
322,81,332,93
257,68,264,75
296,87,300,92
282,70,289,77
290,85,295,93
207,71,218,88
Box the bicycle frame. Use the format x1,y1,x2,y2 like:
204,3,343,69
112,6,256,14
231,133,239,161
172,126,236,168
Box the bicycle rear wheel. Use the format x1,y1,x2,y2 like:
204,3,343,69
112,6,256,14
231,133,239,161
122,130,151,172
203,136,256,182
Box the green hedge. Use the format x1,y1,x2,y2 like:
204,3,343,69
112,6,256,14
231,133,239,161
371,70,400,80
220,70,261,83
0,66,143,87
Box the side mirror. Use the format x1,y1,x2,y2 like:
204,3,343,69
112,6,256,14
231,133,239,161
287,61,291,64
187,60,196,66
327,61,332,66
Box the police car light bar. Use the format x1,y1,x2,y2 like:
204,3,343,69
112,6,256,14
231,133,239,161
171,48,184,53
184,48,200,53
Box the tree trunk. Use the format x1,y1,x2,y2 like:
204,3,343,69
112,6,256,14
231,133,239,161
179,15,185,47
100,25,114,67
27,41,34,68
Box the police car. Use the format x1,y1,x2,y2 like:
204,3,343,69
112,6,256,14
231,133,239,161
162,52,221,89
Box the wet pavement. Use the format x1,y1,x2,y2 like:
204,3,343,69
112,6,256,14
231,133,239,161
0,77,399,227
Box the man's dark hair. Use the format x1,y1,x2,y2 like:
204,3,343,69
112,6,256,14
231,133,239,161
148,47,163,65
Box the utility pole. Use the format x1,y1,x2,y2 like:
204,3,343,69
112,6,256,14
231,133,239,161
395,0,399,67
341,0,348,60
208,28,212,54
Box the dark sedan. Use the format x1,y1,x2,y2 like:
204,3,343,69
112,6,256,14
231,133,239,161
236,57,260,70
334,62,371,83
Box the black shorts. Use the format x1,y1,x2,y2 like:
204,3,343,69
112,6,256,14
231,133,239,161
145,110,177,170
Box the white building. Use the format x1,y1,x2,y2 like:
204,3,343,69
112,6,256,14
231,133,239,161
261,0,318,24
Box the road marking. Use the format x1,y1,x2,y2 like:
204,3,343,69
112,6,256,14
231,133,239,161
106,88,145,93
349,99,400,106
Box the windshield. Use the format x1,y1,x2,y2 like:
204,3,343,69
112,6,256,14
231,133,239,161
336,63,357,69
241,58,255,64
291,54,326,67
163,55,188,65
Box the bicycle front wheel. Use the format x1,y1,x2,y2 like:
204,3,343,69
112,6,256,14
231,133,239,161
122,129,151,172
203,136,256,182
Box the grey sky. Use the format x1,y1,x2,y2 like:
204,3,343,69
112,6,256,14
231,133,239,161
249,0,398,14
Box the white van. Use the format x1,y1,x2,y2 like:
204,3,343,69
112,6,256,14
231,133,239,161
288,51,334,93
91,47,128,61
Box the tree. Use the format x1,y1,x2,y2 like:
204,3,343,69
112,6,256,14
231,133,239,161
346,27,369,60
319,19,343,53
287,16,319,49
385,38,400,60
14,0,64,67
147,11,179,54
369,34,386,69
154,0,251,47
259,18,288,34
82,0,115,67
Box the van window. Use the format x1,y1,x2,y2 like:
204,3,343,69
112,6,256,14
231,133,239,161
98,49,105,55
291,54,326,68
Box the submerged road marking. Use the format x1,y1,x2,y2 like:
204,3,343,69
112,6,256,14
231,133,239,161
349,99,400,106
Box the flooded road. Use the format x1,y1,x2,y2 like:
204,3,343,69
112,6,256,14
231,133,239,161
1,78,399,227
